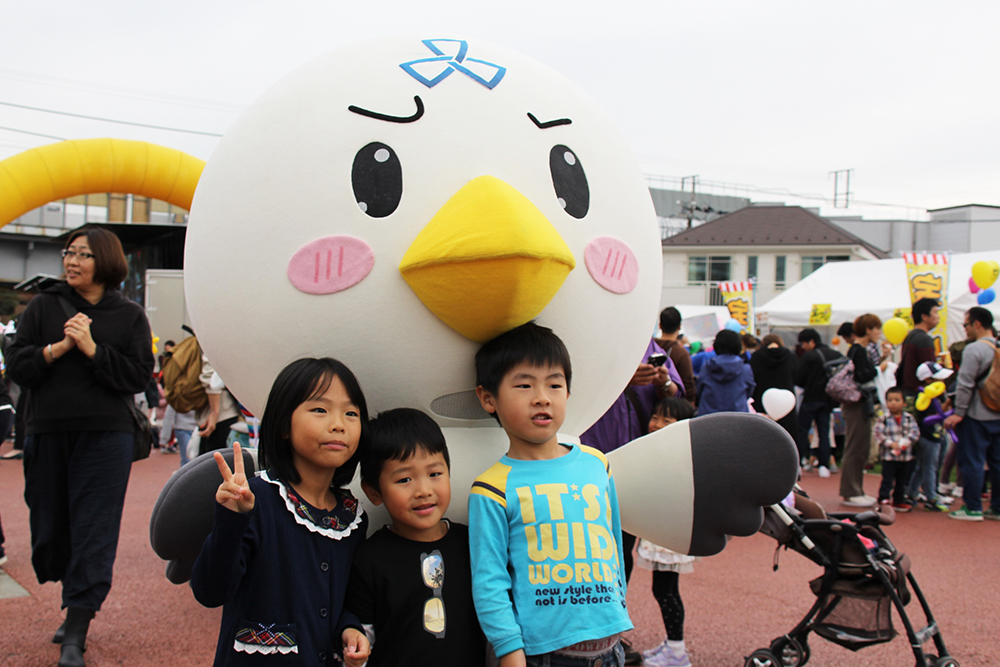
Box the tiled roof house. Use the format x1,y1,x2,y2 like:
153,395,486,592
660,205,889,307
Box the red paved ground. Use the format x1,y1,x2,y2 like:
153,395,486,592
1,445,997,666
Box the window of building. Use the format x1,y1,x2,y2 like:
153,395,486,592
775,255,786,287
747,255,758,281
688,256,731,285
801,254,851,279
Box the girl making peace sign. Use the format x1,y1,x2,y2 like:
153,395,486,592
191,358,371,667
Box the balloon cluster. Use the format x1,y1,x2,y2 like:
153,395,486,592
917,381,958,444
970,260,1000,305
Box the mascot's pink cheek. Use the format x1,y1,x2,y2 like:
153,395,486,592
287,236,374,294
584,236,639,294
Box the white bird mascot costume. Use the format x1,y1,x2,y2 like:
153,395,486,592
150,36,797,583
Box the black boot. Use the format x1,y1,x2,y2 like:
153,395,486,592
58,607,94,667
52,619,66,644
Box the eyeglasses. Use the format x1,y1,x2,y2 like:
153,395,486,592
62,249,95,261
420,550,446,638
963,322,973,328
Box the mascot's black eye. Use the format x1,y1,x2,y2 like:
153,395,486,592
352,142,402,218
549,145,589,219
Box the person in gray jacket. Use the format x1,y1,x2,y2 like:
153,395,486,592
944,306,1000,521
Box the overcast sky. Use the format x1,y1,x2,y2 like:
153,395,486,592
2,1,997,220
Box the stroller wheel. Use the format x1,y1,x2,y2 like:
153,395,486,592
769,636,808,667
744,649,778,667
934,658,960,667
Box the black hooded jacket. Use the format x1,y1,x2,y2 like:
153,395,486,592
7,282,153,435
795,343,843,404
750,345,798,408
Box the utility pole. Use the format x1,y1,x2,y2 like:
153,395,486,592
829,169,853,208
681,175,699,228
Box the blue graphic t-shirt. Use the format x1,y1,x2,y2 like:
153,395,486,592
468,444,632,658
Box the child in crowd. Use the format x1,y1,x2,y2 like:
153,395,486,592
874,387,920,512
908,362,954,512
346,407,486,666
638,397,697,667
191,358,370,667
470,322,632,667
696,329,756,415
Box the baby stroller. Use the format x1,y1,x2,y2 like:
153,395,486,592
745,489,958,667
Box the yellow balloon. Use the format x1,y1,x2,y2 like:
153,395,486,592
972,260,1000,290
924,381,945,399
883,317,910,345
915,392,931,412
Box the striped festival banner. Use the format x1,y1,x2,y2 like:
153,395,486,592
718,281,755,333
902,252,949,356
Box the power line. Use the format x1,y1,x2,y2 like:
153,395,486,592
0,125,66,141
0,68,247,113
0,100,224,137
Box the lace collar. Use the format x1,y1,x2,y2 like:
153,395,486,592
259,470,364,539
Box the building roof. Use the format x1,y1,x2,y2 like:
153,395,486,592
661,205,889,258
927,204,1000,212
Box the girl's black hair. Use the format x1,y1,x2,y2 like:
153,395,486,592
713,329,743,356
258,357,369,487
652,396,695,423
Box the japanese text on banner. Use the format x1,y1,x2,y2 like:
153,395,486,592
719,281,754,333
903,253,948,355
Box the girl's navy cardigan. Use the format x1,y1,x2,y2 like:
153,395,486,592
191,472,367,666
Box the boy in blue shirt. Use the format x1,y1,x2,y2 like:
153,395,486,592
470,322,632,667
346,408,486,667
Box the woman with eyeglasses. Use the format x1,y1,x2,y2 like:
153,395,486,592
7,227,153,667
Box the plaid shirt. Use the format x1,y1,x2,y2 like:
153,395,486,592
874,410,920,462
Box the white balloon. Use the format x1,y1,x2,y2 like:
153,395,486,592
762,388,796,420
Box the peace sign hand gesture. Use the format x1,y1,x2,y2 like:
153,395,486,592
214,442,255,513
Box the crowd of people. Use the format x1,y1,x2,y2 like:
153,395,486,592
0,228,998,667
647,300,997,525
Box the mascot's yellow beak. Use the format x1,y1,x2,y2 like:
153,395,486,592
400,176,576,342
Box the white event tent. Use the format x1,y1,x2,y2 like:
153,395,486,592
759,250,1000,344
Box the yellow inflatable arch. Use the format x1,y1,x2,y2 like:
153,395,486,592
0,139,205,229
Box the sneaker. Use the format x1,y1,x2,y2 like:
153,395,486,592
829,462,839,473
642,641,666,659
818,466,831,478
620,637,642,666
938,482,955,495
892,502,913,513
949,506,984,521
644,645,692,667
952,486,964,498
984,508,1000,521
843,495,877,507
915,493,927,503
924,500,949,512
936,495,954,505
800,459,813,472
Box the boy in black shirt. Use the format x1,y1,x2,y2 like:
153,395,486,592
346,408,487,666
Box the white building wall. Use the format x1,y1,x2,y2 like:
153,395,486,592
661,246,872,308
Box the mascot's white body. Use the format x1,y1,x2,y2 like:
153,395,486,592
154,37,797,580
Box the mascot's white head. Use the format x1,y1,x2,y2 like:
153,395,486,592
185,36,661,433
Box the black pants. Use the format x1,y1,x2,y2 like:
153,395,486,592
199,416,238,456
622,531,636,583
798,401,833,466
878,459,915,504
23,430,133,610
